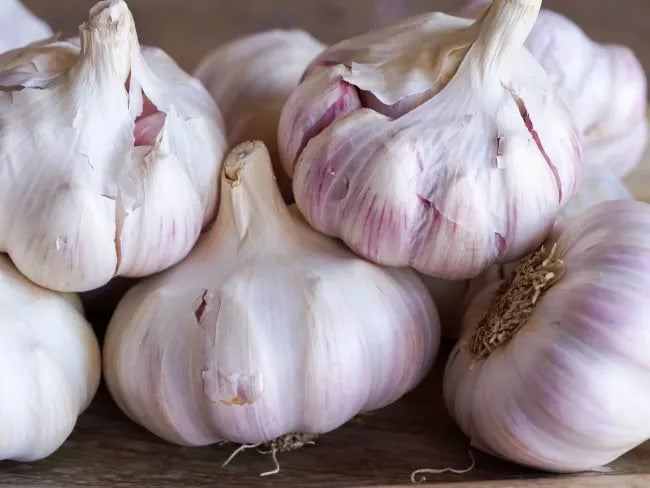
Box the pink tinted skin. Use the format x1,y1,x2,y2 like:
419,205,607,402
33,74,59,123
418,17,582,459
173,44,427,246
134,95,166,147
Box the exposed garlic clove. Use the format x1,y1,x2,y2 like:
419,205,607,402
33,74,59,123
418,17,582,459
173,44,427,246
444,200,650,472
195,29,325,202
279,0,582,280
0,1,227,292
0,255,100,461
426,165,633,340
103,141,439,446
0,0,52,53
458,1,648,176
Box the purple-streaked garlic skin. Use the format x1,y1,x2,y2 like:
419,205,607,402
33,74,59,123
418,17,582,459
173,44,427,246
195,29,325,201
279,0,582,280
459,1,648,176
104,141,439,446
445,200,650,472
425,165,633,340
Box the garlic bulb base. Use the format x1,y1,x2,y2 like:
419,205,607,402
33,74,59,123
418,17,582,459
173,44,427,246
469,243,566,359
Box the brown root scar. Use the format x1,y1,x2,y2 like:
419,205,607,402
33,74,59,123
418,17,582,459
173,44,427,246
469,243,566,360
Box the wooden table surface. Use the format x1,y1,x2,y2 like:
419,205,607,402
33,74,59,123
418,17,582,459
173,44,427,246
5,1,650,487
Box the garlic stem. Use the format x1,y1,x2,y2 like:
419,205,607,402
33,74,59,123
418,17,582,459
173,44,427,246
214,141,293,244
78,0,133,84
473,0,541,73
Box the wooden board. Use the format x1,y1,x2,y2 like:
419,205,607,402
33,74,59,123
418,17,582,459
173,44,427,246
3,1,650,486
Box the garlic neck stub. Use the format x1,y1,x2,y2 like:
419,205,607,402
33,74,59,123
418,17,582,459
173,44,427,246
279,0,582,280
0,0,227,292
459,0,648,176
103,141,439,447
444,200,650,472
0,255,100,462
0,0,52,53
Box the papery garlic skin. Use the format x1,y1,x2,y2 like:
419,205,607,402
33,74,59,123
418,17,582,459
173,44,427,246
444,200,650,472
459,0,648,176
0,0,52,53
279,0,581,280
0,255,100,462
0,0,226,292
427,165,632,340
104,141,439,446
195,30,325,201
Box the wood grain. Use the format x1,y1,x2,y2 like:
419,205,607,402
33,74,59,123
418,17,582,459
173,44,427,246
3,1,649,486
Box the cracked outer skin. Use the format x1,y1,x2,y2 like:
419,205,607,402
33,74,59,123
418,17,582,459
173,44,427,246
0,1,226,292
279,5,582,281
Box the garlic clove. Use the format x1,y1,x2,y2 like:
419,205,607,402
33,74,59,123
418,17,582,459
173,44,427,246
195,29,325,202
0,0,227,292
104,140,439,447
458,1,648,176
279,0,582,280
0,255,100,461
445,200,650,472
0,0,52,53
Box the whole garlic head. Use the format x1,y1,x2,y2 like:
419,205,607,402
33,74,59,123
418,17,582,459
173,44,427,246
0,255,100,462
444,200,650,472
103,141,439,446
0,0,227,292
0,0,52,53
459,0,648,176
279,0,582,280
195,29,325,201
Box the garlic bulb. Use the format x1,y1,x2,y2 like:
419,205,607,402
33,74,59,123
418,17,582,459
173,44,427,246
279,0,581,280
195,29,325,201
444,200,650,472
558,166,632,221
0,255,100,461
104,141,439,446
459,0,648,176
0,0,226,292
427,165,632,340
0,0,52,53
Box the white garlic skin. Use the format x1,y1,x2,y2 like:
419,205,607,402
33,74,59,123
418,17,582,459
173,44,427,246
444,200,650,472
459,1,648,176
279,0,582,280
104,141,439,446
0,255,100,462
195,29,324,201
0,0,227,292
424,164,633,340
0,0,52,53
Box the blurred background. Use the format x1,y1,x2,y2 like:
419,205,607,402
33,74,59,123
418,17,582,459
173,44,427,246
20,0,650,81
